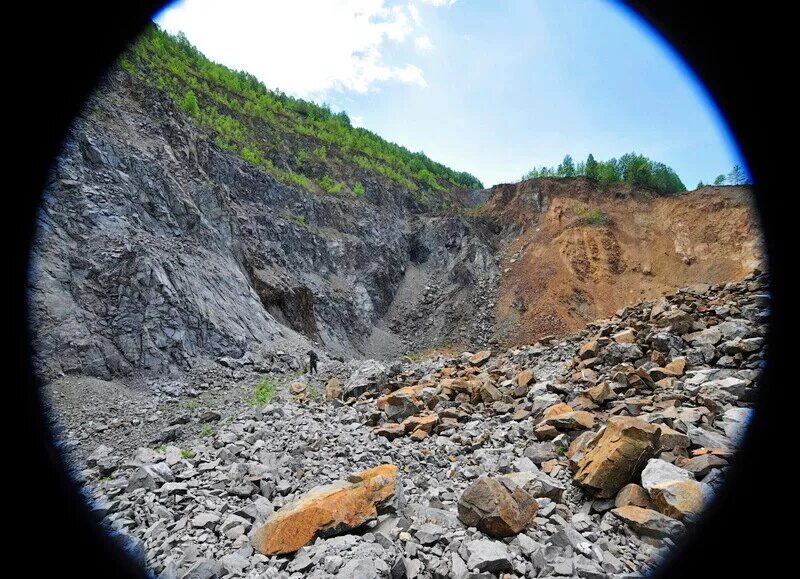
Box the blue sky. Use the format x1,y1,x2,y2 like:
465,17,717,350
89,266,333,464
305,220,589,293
156,0,744,188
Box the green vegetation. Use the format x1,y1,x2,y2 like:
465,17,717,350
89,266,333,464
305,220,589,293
352,181,366,197
181,448,195,459
250,375,278,406
284,212,308,227
120,26,482,204
182,398,199,410
523,153,686,196
200,424,214,437
575,206,612,226
319,175,344,194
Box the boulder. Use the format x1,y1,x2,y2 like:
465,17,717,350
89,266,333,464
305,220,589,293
401,413,438,435
457,476,538,537
541,410,595,431
612,329,636,344
502,471,565,503
465,539,513,573
253,464,400,555
682,453,727,476
579,339,599,360
566,431,597,472
469,350,492,366
517,369,536,387
373,423,405,440
664,357,686,376
586,382,615,404
380,390,421,423
325,378,343,400
650,480,710,520
640,459,693,492
574,417,661,498
655,309,694,334
343,360,388,398
614,483,654,509
289,382,307,396
611,506,685,539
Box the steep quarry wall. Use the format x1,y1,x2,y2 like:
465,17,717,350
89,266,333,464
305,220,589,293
28,71,762,383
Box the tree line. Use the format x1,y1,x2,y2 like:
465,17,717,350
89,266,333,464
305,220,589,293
696,164,751,188
522,153,686,196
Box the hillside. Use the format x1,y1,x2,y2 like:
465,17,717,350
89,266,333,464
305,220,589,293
480,179,761,346
28,26,762,385
122,26,481,209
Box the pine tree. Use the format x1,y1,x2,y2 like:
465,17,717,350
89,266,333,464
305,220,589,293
727,165,746,185
714,174,726,185
585,154,599,181
557,154,576,177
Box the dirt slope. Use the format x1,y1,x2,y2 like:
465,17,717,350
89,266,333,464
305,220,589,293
485,179,762,345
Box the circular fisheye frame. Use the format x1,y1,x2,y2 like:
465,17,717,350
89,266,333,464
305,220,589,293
17,2,782,578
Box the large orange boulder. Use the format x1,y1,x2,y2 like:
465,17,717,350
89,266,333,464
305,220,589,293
573,417,661,498
253,464,400,555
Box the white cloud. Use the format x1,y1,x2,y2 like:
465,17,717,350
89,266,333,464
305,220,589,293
156,0,434,97
419,0,457,6
407,3,422,26
414,35,434,51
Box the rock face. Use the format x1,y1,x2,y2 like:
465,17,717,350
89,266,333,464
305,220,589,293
457,476,538,537
28,73,502,381
574,417,662,498
253,464,399,555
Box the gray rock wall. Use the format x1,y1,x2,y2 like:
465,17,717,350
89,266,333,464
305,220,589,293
28,71,501,380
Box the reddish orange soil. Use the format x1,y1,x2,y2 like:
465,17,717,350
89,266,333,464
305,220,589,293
484,179,762,346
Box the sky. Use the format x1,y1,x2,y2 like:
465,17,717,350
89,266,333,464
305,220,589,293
155,0,745,188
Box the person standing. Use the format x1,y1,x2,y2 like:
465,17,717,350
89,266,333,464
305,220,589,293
307,349,318,374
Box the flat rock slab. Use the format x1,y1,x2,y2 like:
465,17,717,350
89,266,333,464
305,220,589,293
611,505,685,539
253,464,399,555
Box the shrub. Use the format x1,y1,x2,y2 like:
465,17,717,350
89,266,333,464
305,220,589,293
320,175,344,194
575,207,612,226
353,182,365,197
180,90,199,116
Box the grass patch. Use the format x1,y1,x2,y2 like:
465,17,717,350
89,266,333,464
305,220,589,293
200,424,214,437
575,206,612,226
181,448,195,459
182,399,199,410
250,375,278,407
284,212,308,227
353,181,365,197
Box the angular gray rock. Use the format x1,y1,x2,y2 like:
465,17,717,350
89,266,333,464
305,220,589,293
640,459,693,492
466,539,513,573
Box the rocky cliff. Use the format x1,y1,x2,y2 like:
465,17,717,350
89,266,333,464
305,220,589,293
28,70,762,384
28,70,499,381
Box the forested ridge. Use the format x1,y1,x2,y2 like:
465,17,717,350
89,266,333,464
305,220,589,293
120,25,482,208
